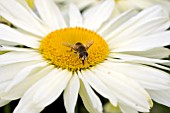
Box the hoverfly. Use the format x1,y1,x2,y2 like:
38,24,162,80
62,40,94,65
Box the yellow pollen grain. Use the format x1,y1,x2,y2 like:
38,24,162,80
39,27,109,71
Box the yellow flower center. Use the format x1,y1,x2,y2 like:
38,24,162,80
39,27,109,71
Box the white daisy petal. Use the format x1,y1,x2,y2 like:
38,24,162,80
82,1,99,21
78,72,103,113
0,82,11,100
98,9,137,38
112,31,170,52
106,5,168,46
14,69,71,113
1,66,54,100
0,80,11,95
0,11,47,37
110,53,170,64
131,1,170,12
0,81,10,94
69,4,83,27
81,69,117,106
154,20,170,32
101,61,170,90
0,24,40,48
144,62,170,71
0,39,19,46
147,89,170,107
0,0,48,36
0,51,39,61
107,58,170,71
34,0,66,30
108,17,170,46
130,5,167,22
0,99,10,107
33,69,71,107
119,103,138,113
0,45,35,52
5,61,48,92
121,47,170,59
0,51,43,66
64,74,80,113
0,61,41,83
163,61,170,66
14,99,43,113
95,65,152,112
83,0,114,31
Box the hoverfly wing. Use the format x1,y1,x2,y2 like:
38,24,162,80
84,40,94,50
62,42,78,51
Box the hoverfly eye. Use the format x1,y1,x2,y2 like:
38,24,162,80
85,52,88,57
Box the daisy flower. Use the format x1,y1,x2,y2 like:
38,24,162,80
0,0,170,113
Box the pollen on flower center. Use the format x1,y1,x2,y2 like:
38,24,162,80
39,27,109,71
